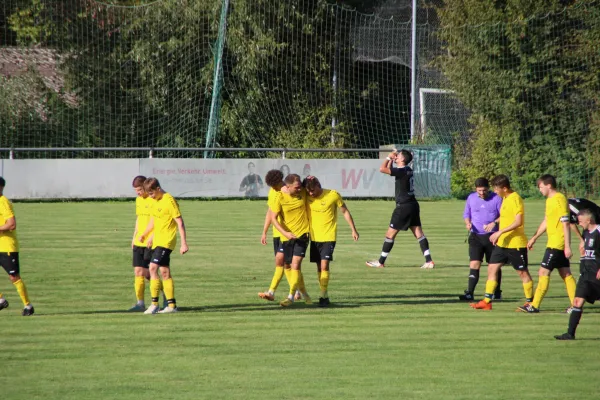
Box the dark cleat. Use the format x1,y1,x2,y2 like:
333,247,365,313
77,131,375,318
318,297,331,308
22,306,34,316
516,303,539,313
0,300,8,311
458,290,474,301
554,332,575,340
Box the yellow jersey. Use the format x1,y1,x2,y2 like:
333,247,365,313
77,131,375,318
270,188,310,237
0,196,18,253
497,191,528,248
545,192,569,250
134,196,154,247
151,193,181,251
307,189,344,242
267,187,285,240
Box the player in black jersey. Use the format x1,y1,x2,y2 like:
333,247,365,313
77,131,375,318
366,149,434,269
568,198,600,256
555,209,600,340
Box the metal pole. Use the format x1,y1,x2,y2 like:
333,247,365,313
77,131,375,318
149,148,154,159
410,0,418,142
331,5,339,145
9,148,14,160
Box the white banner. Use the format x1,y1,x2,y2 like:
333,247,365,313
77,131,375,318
2,157,450,199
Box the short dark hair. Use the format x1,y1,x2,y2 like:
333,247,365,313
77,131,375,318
399,149,413,165
536,174,557,188
490,174,511,189
248,162,255,168
143,177,161,191
304,176,321,192
474,177,489,188
132,175,147,188
579,209,597,224
284,173,302,185
0,177,5,187
265,169,283,188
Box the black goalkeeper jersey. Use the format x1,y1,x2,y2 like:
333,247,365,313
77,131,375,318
580,227,600,279
568,198,600,224
390,166,417,205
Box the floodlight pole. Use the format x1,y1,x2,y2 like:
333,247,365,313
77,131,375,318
410,0,417,142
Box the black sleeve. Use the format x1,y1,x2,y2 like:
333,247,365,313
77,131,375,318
390,167,406,177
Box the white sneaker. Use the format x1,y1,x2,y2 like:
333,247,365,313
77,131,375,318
128,303,145,312
366,260,384,268
420,261,435,269
158,306,178,314
144,304,160,314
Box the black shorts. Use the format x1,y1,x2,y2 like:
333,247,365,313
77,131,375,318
489,246,528,270
310,241,336,263
389,202,421,231
468,233,494,263
150,247,172,267
132,246,152,268
540,248,570,271
0,252,20,276
278,233,309,259
575,278,600,304
273,237,293,265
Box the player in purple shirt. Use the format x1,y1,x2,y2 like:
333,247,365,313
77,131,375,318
459,178,503,301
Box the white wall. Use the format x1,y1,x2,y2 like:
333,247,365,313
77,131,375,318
1,158,450,199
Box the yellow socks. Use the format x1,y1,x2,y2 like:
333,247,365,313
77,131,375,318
289,269,300,297
531,276,549,308
135,276,145,302
269,266,285,293
319,270,330,298
483,280,498,303
563,275,577,305
150,279,161,306
523,280,534,301
13,279,30,306
284,268,292,285
162,278,176,308
297,271,307,294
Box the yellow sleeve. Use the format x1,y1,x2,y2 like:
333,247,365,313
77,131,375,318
557,195,569,222
514,195,524,216
334,191,344,208
0,198,14,219
168,196,182,219
270,193,282,214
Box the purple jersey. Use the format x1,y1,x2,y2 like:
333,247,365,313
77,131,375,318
463,192,502,234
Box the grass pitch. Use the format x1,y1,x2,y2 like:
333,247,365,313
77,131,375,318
2,199,599,400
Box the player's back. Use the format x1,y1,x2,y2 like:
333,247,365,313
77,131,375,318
0,195,18,252
546,192,569,249
498,191,527,248
152,193,181,250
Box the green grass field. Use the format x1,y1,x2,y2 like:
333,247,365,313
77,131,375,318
2,199,599,400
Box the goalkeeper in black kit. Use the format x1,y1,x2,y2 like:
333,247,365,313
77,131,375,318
555,209,600,340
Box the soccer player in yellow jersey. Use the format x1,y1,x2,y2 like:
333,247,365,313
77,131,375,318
518,175,575,313
0,177,34,316
258,170,306,302
270,174,311,307
129,176,167,311
305,176,359,307
471,175,534,310
138,178,188,314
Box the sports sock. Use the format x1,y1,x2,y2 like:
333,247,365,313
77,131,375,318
284,267,292,284
162,278,176,308
378,237,394,264
319,270,330,298
496,268,503,293
150,278,161,306
297,271,307,294
483,280,498,303
289,269,300,297
135,276,145,302
418,236,433,263
563,275,576,305
467,268,480,294
13,279,30,306
523,280,534,301
531,275,550,308
568,307,582,337
268,266,285,293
